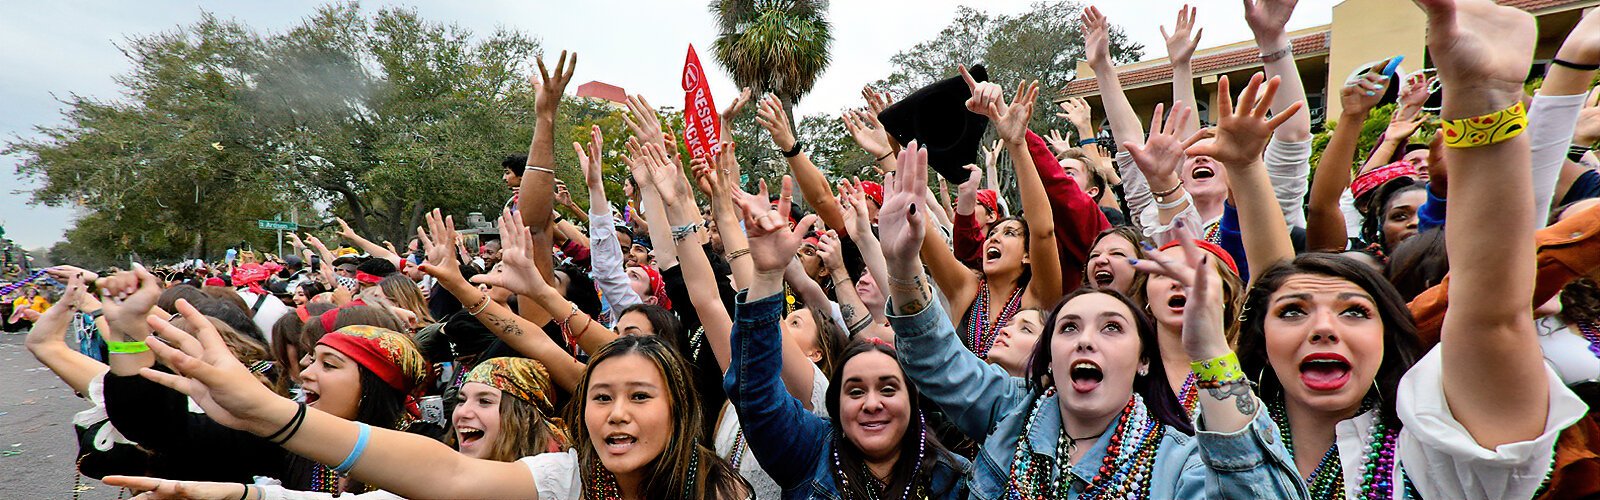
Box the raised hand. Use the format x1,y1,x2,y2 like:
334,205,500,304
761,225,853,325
1184,73,1304,169
1412,0,1535,115
1384,108,1430,144
334,218,358,242
138,298,279,432
1243,0,1298,41
1341,64,1391,117
285,231,306,251
1124,102,1194,188
967,75,1040,144
553,180,574,208
1081,6,1113,68
863,86,895,116
533,50,577,114
1397,71,1436,112
622,95,665,147
838,178,871,236
721,87,754,122
815,230,846,273
1057,96,1094,133
637,142,693,205
955,163,984,213
575,125,605,191
1044,131,1071,154
1082,142,1121,186
469,210,553,298
44,265,99,286
1161,4,1203,64
733,177,818,276
1128,223,1228,358
755,95,798,151
958,65,1005,117
843,108,894,160
415,209,463,283
877,142,930,266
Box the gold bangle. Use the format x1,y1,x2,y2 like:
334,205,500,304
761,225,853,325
727,248,751,260
1440,101,1526,149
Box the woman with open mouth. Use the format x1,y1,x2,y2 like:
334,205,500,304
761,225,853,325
725,151,969,499
1222,6,1591,496
1083,226,1147,295
877,135,1299,498
919,71,1063,363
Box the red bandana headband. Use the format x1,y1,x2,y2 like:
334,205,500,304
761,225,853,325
317,325,428,395
635,265,671,309
1157,239,1240,276
231,263,273,295
1351,160,1420,202
859,181,885,206
355,271,384,285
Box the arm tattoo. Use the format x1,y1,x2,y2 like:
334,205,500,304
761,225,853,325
484,312,525,337
839,304,858,323
886,274,934,315
1200,377,1258,415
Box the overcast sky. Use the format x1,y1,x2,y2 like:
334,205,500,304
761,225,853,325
0,0,1339,251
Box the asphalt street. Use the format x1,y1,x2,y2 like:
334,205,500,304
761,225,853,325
0,330,124,499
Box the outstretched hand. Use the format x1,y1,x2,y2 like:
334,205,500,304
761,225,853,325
575,125,606,192
1243,0,1298,41
470,210,553,298
1124,102,1195,188
1081,7,1113,68
622,95,665,147
1127,223,1228,359
534,50,577,114
755,95,798,151
103,476,249,500
961,67,1039,144
877,141,930,267
1161,4,1203,64
733,176,818,276
721,87,754,122
1057,97,1094,132
1184,73,1303,169
843,108,894,159
415,209,463,283
1412,0,1535,116
1341,61,1392,117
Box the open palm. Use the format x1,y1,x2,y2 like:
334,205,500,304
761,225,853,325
877,142,930,263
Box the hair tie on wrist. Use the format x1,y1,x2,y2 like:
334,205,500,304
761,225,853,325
1552,58,1600,71
875,150,893,162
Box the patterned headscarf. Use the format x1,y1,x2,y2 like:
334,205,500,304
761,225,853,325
462,357,569,448
318,325,429,418
633,265,671,309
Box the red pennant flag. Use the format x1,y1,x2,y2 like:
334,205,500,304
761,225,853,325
681,44,721,161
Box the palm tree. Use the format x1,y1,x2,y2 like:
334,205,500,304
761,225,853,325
709,0,832,112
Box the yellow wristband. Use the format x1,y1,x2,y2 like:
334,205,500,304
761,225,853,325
1440,101,1526,148
1190,352,1244,385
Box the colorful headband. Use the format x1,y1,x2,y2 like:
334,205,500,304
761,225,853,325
460,358,569,448
1157,239,1240,276
1351,160,1420,203
317,325,428,395
355,271,384,285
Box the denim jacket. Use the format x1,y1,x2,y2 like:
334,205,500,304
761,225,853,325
890,298,1307,500
725,292,968,500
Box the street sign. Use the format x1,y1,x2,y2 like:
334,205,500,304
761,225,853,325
258,220,298,231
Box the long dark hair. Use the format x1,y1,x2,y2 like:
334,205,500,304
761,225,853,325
1026,288,1195,434
1237,253,1424,426
1360,182,1424,251
985,216,1033,287
825,339,959,498
615,303,684,339
567,335,748,499
1384,227,1448,301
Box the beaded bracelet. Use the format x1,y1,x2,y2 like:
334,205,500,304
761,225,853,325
1440,101,1526,149
107,341,150,354
1190,352,1245,385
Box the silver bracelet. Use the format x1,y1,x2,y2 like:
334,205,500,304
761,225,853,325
1260,46,1292,63
526,165,555,175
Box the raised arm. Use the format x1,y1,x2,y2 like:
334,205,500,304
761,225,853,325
815,231,871,337
1358,108,1428,175
1244,0,1311,142
756,95,847,232
839,178,891,325
1124,102,1203,239
1420,0,1548,448
1307,69,1388,251
415,210,586,392
476,210,618,360
632,141,736,372
1187,74,1304,282
981,78,1061,306
1530,10,1600,220
516,51,578,326
576,126,644,311
1083,7,1146,151
1163,5,1204,137
124,306,538,499
694,144,754,289
24,273,106,395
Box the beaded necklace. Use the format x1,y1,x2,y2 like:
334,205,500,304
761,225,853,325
728,429,746,470
1269,397,1403,500
1204,221,1221,245
966,276,1025,358
1178,372,1199,418
832,412,927,500
1004,390,1163,499
584,451,701,499
308,462,344,495
1576,320,1600,358
0,269,50,296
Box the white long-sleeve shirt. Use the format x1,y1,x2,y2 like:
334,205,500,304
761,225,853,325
587,208,642,314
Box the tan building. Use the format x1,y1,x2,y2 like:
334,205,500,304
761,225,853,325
1058,0,1598,134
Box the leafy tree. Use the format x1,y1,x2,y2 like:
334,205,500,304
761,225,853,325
710,0,832,113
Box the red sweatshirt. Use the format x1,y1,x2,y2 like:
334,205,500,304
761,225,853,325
953,130,1109,293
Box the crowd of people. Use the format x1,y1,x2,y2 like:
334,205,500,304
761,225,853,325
11,0,1600,498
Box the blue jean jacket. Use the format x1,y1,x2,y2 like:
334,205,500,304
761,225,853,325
891,298,1308,500
725,291,968,500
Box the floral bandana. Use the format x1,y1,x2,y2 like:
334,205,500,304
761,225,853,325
462,357,570,448
318,325,428,396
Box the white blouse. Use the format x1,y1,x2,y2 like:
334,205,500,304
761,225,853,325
713,364,830,499
1397,347,1587,500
